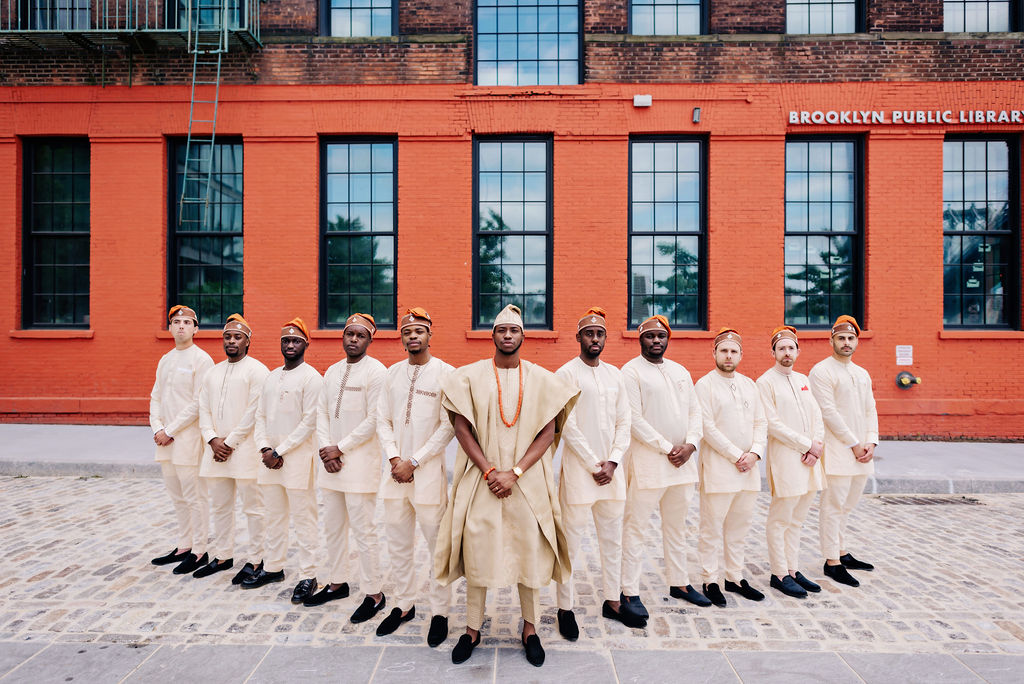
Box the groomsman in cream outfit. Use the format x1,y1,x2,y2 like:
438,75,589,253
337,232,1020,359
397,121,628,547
196,314,270,583
694,327,768,607
755,326,826,599
309,313,388,625
555,307,639,638
809,315,878,588
149,305,214,575
247,317,323,605
619,314,710,621
375,308,455,646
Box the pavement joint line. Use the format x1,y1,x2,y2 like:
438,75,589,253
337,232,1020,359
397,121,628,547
723,650,744,683
242,644,274,684
836,651,868,684
0,640,51,682
367,643,386,683
116,641,160,684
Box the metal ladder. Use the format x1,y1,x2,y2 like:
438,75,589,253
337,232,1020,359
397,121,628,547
178,1,229,230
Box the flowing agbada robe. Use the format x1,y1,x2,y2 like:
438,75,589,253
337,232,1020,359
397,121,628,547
254,362,324,489
434,359,579,588
198,355,271,479
755,367,826,498
150,344,214,466
808,356,879,478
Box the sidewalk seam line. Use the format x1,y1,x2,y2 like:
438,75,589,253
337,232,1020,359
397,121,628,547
242,644,274,683
0,639,56,682
366,644,386,683
836,652,868,683
116,642,162,683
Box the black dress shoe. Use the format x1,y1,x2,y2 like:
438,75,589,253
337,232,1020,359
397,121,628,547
151,548,189,566
351,594,386,623
193,558,233,579
522,634,545,667
702,583,727,607
793,571,821,593
452,633,480,664
602,601,646,628
824,562,859,587
240,567,285,589
303,582,350,606
669,585,713,607
770,574,808,599
427,615,449,647
620,593,649,619
557,609,579,641
173,552,209,575
840,553,874,571
291,578,318,604
724,579,765,602
231,561,261,586
376,606,415,636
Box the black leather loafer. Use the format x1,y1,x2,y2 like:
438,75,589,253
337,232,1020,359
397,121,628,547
303,582,350,606
602,601,646,628
193,558,233,579
240,567,285,589
231,561,261,585
770,574,808,599
793,572,821,593
173,552,208,575
351,594,386,623
702,582,727,607
427,615,449,647
724,579,765,602
557,609,579,641
291,578,318,604
824,562,859,587
620,593,649,619
522,634,545,667
840,553,874,571
670,585,713,607
451,633,480,664
152,548,189,566
376,606,415,636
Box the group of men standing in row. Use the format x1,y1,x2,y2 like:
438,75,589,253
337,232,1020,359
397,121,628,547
148,302,878,668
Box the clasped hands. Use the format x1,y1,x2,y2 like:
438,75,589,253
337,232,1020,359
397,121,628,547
735,452,758,473
591,460,617,486
319,445,343,473
666,443,695,468
487,470,518,499
852,442,875,463
801,439,824,466
209,437,234,462
390,457,416,483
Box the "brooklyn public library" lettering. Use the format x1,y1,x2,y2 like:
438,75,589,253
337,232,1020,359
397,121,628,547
789,110,1024,125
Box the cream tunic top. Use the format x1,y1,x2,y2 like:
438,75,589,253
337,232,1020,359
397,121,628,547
254,362,323,490
150,344,214,466
555,357,630,505
377,357,455,505
755,367,826,498
198,355,270,480
620,356,703,490
316,355,387,494
808,355,879,477
694,370,767,494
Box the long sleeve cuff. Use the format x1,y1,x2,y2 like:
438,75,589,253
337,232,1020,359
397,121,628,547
727,445,744,462
201,429,217,444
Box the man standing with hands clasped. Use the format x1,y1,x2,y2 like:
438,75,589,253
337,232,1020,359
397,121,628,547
756,326,826,599
809,315,878,588
620,314,709,621
695,328,768,607
555,307,637,638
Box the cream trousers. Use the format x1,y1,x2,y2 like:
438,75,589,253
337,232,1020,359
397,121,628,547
819,474,868,560
698,490,758,584
384,497,449,615
205,476,264,563
556,498,625,609
765,490,816,577
621,481,694,595
262,483,318,578
465,584,539,632
161,462,208,554
321,489,381,594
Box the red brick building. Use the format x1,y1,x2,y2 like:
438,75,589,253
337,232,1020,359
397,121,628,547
1,0,1022,438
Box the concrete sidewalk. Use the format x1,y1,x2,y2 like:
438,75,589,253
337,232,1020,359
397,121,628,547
1,423,1022,493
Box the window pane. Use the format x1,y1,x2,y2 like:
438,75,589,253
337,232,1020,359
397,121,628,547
478,0,580,85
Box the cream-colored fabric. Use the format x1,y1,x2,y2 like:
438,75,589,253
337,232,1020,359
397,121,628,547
262,482,318,577
698,490,758,584
755,367,826,498
377,357,455,505
555,357,630,505
621,480,694,595
151,344,214,465
819,473,868,559
160,462,209,553
766,491,816,576
385,499,449,615
808,356,879,477
321,489,381,592
694,371,767,494
465,584,539,630
254,363,323,489
199,356,270,480
207,477,264,562
434,359,578,588
492,304,524,329
316,355,387,494
556,498,624,609
620,356,703,490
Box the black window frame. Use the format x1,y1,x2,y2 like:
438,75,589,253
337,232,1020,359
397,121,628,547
21,137,91,329
628,0,708,36
783,135,865,329
942,134,1020,329
943,0,1023,32
19,0,92,30
166,137,245,329
319,136,399,330
784,0,866,34
473,0,584,86
472,134,554,329
319,0,398,37
626,135,708,331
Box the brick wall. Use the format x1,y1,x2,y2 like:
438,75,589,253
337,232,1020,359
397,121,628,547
711,0,786,34
870,0,944,33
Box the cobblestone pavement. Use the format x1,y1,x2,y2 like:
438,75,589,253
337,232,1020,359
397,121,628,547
0,476,1022,682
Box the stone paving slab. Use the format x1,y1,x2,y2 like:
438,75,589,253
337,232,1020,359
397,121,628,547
0,642,158,683
839,652,986,682
611,649,738,683
123,644,270,683
957,653,1024,684
728,650,860,684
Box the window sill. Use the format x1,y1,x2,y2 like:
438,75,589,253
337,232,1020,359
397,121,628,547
9,329,94,339
466,330,559,339
311,329,401,340
938,329,1024,340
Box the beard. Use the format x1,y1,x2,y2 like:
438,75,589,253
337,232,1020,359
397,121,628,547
495,338,524,356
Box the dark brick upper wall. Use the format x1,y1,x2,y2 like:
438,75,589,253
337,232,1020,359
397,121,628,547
711,0,786,34
261,0,318,35
584,0,628,34
399,0,472,34
870,0,944,33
